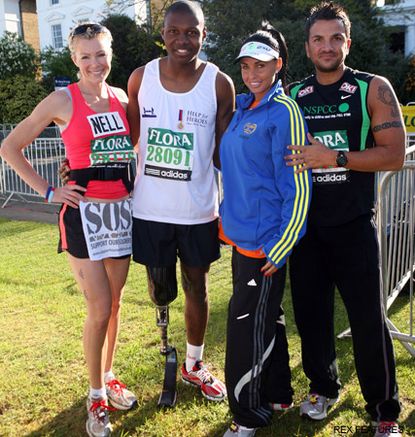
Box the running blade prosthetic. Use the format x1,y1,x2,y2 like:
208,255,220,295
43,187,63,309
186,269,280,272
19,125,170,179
158,346,177,407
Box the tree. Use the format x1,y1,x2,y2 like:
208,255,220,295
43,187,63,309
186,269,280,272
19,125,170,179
202,0,415,102
0,31,39,80
100,14,163,89
202,0,271,92
41,47,78,92
104,0,175,32
149,0,175,31
0,75,47,123
0,32,46,123
401,56,415,103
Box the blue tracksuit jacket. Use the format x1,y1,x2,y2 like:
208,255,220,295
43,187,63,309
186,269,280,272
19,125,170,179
219,82,312,269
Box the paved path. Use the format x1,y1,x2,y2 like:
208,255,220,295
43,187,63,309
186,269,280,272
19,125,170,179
0,200,59,224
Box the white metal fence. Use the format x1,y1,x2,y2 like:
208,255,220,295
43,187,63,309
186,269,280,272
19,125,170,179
377,148,415,356
336,139,415,357
407,132,415,149
0,137,65,207
0,125,64,207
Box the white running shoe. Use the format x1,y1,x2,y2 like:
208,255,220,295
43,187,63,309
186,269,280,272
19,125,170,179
86,397,113,437
105,378,137,410
300,393,338,420
223,420,257,437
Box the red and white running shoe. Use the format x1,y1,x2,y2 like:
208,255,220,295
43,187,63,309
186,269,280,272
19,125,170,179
181,360,227,402
105,378,137,411
373,421,402,437
86,397,114,437
269,401,294,411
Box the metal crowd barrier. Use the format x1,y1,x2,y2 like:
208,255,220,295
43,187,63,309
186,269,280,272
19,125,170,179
377,152,415,356
0,138,65,208
337,143,415,357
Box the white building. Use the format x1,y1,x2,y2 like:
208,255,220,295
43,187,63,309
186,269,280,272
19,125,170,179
0,0,21,35
379,0,415,56
0,0,149,51
36,0,148,50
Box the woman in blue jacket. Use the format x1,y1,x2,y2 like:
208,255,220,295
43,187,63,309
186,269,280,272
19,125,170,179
220,24,312,437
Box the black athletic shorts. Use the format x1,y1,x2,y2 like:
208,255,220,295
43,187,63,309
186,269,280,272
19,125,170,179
132,218,220,267
58,204,130,260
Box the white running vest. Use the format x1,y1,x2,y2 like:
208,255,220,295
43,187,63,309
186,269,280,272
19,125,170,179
132,58,219,224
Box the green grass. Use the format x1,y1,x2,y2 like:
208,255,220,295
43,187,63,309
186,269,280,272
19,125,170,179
0,217,414,437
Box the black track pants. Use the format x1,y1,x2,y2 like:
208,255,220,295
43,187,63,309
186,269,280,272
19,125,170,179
225,249,293,428
290,214,400,421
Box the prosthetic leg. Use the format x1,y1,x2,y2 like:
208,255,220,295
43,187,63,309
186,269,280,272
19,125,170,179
147,266,178,407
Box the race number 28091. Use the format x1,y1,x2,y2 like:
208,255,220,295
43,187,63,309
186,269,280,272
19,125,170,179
146,145,192,167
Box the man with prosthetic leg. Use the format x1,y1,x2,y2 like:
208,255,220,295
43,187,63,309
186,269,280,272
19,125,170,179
127,0,235,404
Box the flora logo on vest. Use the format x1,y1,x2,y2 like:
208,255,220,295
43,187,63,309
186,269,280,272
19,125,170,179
148,128,194,150
313,130,349,150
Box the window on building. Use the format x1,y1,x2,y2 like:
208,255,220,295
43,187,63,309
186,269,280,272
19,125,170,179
386,25,405,54
390,31,405,54
51,0,59,5
51,24,63,49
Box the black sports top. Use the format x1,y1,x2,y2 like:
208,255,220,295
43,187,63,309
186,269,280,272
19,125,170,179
290,67,375,226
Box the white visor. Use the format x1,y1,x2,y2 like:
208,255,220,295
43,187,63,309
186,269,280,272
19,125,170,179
236,41,279,62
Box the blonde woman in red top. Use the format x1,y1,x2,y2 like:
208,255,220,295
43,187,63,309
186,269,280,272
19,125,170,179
1,23,136,437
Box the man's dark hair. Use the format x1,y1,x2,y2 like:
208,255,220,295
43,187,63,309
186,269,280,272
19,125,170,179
164,1,204,25
305,1,351,40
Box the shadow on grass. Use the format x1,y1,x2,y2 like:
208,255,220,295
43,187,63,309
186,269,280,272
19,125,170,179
26,386,229,437
118,388,228,437
26,397,90,437
62,280,79,296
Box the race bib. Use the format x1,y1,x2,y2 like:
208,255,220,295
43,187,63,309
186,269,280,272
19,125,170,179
90,135,134,166
144,127,194,181
311,130,350,185
79,199,132,261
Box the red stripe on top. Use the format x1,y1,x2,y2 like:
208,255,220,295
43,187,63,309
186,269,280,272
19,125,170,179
59,203,68,250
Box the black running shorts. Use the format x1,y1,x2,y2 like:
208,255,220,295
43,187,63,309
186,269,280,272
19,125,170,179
132,218,220,267
58,204,130,260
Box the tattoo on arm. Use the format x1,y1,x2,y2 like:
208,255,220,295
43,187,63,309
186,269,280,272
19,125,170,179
377,85,400,118
83,289,88,300
79,269,84,280
372,121,403,133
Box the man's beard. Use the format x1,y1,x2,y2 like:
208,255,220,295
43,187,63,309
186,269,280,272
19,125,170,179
315,56,343,73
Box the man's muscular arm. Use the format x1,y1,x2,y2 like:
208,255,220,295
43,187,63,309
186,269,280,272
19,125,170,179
344,76,405,171
127,67,145,150
214,71,235,169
